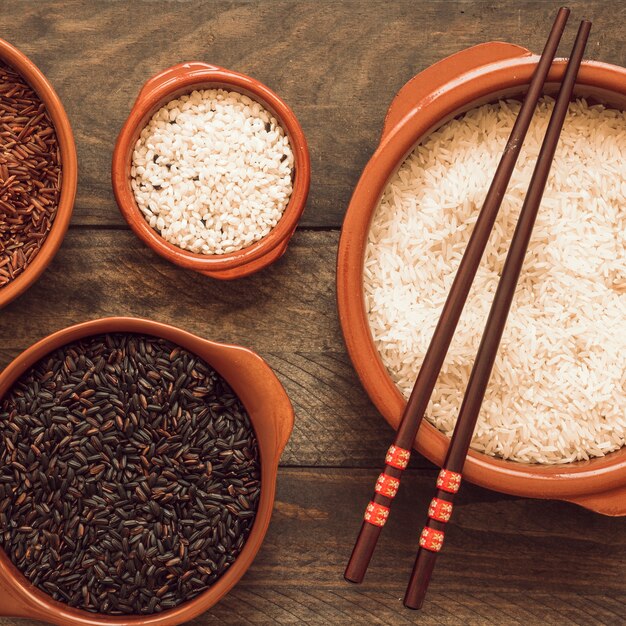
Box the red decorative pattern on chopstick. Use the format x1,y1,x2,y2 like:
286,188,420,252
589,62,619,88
419,527,444,552
427,497,453,522
436,469,461,493
374,473,400,498
364,501,390,527
385,445,411,469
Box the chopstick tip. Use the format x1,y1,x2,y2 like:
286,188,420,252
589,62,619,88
578,19,593,38
554,7,571,29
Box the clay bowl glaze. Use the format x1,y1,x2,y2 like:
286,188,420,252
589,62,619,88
0,38,77,308
337,41,626,516
112,63,310,280
0,317,294,625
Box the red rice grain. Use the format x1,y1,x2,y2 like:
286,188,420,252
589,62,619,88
0,61,61,287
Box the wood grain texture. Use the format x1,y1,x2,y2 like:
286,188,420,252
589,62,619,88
0,229,414,469
1,469,625,625
0,0,624,227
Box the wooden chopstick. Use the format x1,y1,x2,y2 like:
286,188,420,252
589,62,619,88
344,6,572,585
403,18,593,611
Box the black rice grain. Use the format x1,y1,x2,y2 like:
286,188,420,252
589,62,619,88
0,333,260,615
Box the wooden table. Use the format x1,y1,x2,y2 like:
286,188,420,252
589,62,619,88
1,1,625,624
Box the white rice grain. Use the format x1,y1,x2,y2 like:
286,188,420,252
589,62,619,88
365,97,626,464
131,89,294,255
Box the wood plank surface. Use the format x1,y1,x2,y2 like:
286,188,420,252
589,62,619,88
0,229,408,470
1,469,625,625
0,1,624,227
0,1,625,625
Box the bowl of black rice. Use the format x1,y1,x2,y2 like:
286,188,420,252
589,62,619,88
0,316,293,625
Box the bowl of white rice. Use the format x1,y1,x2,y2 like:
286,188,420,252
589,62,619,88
337,42,626,515
112,62,310,279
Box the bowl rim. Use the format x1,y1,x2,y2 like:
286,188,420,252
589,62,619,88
337,49,626,501
0,317,293,625
111,62,310,274
0,37,77,308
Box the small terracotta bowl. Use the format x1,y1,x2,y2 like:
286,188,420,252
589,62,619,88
0,317,294,625
337,41,626,516
0,37,77,308
112,63,310,280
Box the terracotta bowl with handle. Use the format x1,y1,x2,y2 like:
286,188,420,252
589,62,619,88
337,41,626,516
0,37,77,308
112,63,310,280
0,317,294,624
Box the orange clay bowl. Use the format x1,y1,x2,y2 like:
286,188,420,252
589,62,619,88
0,317,294,624
0,37,77,308
112,63,310,280
337,41,626,516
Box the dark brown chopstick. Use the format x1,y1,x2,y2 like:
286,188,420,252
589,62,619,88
403,18,592,611
344,6,571,585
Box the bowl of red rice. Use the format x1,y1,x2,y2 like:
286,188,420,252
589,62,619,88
0,37,77,308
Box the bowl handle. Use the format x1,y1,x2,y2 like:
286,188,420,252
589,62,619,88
135,61,225,106
236,347,294,456
195,340,295,457
566,485,626,517
381,41,533,141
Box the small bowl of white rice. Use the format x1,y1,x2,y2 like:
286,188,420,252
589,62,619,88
338,42,626,515
112,62,310,279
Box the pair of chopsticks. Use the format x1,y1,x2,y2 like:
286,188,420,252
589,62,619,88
345,6,591,609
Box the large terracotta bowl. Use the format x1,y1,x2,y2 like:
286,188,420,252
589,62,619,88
337,41,626,516
0,38,77,308
0,317,294,624
112,63,310,280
